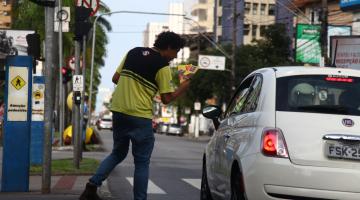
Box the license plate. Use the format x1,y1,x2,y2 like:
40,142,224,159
325,142,360,160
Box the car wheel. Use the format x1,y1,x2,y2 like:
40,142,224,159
200,158,213,200
230,167,246,200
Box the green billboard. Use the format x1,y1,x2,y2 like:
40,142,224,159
295,24,321,64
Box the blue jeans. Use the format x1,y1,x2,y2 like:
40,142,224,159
90,112,154,200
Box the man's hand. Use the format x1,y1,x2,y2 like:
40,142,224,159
160,79,191,104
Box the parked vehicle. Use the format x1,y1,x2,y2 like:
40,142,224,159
96,115,112,130
201,67,360,200
156,123,169,134
166,124,183,136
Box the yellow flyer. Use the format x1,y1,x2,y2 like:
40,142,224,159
177,64,198,83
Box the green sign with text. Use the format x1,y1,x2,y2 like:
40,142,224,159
296,24,321,64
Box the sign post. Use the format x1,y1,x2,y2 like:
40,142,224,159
1,56,33,192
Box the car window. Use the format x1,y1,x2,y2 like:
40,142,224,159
242,75,263,113
224,76,254,118
277,75,360,115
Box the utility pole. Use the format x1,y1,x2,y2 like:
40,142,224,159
320,0,328,66
43,4,55,194
73,41,81,169
213,0,218,43
58,0,64,146
80,35,87,159
231,0,237,92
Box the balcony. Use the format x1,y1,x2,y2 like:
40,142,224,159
191,3,208,16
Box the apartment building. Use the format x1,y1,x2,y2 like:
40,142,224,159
143,3,190,64
0,0,11,29
191,0,215,32
221,0,276,45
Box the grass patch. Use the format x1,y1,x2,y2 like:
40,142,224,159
30,158,99,175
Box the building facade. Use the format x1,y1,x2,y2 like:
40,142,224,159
0,0,11,29
220,0,276,45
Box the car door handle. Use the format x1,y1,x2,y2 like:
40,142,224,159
224,133,231,139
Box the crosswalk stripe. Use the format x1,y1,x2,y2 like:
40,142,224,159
126,177,166,194
182,179,201,190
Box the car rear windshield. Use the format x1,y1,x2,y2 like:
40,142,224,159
102,118,112,122
276,75,360,116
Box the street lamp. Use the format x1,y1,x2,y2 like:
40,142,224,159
88,11,233,126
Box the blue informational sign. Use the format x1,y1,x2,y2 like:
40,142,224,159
30,76,45,165
340,0,360,11
1,56,33,192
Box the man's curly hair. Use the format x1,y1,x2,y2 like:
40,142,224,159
153,31,185,50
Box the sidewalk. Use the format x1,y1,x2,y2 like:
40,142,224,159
0,147,113,200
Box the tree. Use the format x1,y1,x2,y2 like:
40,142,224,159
175,23,293,110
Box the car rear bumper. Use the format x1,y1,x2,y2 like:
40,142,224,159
98,124,112,129
241,153,360,200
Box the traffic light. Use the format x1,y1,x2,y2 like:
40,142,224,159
26,33,41,60
74,6,93,41
61,67,72,84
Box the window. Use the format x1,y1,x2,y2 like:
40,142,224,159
252,25,258,38
243,75,263,113
219,0,222,6
253,3,258,15
260,4,266,15
268,4,275,15
260,25,267,37
225,76,254,117
199,0,207,3
244,24,250,35
245,2,251,14
218,16,222,26
276,75,360,116
198,9,207,21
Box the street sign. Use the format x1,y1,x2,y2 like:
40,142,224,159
198,55,226,71
54,7,70,32
76,0,100,16
73,75,84,92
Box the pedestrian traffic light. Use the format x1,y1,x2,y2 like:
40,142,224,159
26,33,41,60
61,67,72,84
74,6,93,41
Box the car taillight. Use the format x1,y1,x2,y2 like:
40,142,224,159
261,128,289,158
325,77,353,83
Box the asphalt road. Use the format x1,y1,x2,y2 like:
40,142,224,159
98,129,208,200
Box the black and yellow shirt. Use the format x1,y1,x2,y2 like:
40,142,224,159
110,47,174,119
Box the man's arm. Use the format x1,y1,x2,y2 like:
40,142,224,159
160,79,190,104
112,71,120,84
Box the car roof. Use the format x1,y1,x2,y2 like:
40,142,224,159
253,66,360,78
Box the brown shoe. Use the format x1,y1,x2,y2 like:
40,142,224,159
79,182,102,200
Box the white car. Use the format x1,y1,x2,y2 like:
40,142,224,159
96,115,112,130
201,67,360,200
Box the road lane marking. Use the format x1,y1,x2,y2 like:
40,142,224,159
126,177,166,194
182,178,201,190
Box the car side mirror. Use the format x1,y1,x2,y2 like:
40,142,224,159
202,105,222,130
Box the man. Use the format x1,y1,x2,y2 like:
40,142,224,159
80,31,195,200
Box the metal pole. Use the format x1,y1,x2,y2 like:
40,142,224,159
58,0,64,146
42,5,55,194
73,40,81,168
320,0,328,66
213,0,218,43
231,0,237,91
88,11,186,127
80,35,86,158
